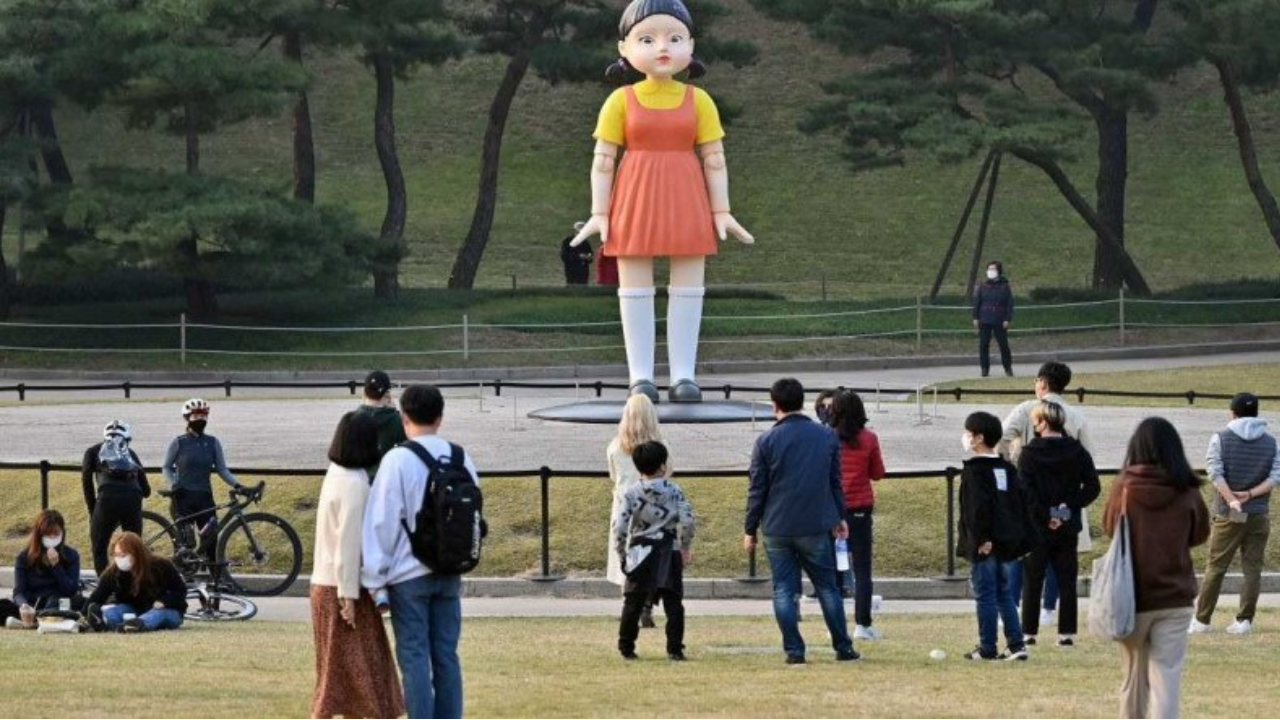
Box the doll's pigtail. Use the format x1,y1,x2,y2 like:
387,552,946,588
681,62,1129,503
605,57,632,85
685,57,706,80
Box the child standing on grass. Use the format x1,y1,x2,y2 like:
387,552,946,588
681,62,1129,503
958,412,1034,661
614,441,696,661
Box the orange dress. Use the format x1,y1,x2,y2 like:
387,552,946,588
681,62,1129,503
605,86,718,258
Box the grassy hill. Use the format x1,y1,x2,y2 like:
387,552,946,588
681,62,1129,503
6,0,1280,301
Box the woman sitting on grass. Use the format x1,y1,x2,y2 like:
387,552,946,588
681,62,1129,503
2,509,83,628
86,531,187,632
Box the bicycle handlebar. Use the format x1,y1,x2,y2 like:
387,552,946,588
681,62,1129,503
232,481,266,504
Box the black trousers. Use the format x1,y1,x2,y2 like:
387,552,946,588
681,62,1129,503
90,491,143,574
842,508,875,628
1021,529,1079,635
620,587,685,655
171,489,218,561
977,324,1013,375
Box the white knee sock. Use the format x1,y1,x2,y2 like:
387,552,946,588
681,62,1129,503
618,287,655,384
666,286,705,383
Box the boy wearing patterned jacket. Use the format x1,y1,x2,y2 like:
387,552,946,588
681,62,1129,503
613,441,696,661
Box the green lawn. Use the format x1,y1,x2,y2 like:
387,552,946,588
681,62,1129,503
1,612,1278,717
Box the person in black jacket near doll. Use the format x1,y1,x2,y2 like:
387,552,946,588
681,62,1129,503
958,411,1033,661
972,260,1014,377
1016,400,1101,648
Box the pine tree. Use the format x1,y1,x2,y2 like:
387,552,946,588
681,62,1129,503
749,0,1186,292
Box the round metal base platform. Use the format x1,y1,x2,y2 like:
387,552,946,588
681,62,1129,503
527,400,774,425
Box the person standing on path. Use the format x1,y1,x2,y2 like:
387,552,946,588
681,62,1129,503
972,260,1014,378
354,370,407,478
745,377,858,665
1190,392,1279,636
162,398,243,562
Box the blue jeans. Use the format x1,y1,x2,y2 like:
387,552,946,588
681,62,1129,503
388,573,463,720
970,556,1024,654
101,603,183,631
764,533,853,658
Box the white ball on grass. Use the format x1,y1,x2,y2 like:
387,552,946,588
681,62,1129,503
929,648,947,661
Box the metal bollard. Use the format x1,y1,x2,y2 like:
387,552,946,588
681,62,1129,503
530,466,564,582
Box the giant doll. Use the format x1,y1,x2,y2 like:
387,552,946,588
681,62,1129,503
571,0,753,404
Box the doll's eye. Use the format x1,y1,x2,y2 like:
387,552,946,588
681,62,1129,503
670,35,684,43
639,35,654,44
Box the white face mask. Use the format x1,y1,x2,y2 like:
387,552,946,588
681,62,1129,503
42,535,62,549
960,432,975,453
986,269,999,280
115,555,134,572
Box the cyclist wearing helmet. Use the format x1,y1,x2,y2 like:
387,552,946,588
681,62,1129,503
162,399,242,561
81,420,151,574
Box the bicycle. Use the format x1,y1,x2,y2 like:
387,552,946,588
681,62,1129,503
141,480,303,598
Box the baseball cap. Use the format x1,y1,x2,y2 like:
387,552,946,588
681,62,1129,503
1230,392,1259,417
364,370,392,399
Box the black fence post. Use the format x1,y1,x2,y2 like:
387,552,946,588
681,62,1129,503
530,466,564,582
18,383,25,401
494,379,503,398
594,381,603,398
347,380,358,396
938,466,962,580
224,379,233,398
123,381,132,399
40,460,51,511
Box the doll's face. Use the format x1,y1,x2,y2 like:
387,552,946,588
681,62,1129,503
618,13,694,79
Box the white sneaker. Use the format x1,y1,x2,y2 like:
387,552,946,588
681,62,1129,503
854,624,882,641
1188,619,1212,634
4,617,23,629
1039,608,1055,627
1226,619,1253,635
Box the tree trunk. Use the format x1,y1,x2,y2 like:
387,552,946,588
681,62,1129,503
1214,57,1280,257
0,199,10,320
180,105,215,316
1012,148,1151,295
284,30,316,203
1091,106,1128,290
448,46,534,290
372,53,405,298
29,101,73,185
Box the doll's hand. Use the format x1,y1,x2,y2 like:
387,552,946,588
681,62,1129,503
714,212,754,245
571,214,608,246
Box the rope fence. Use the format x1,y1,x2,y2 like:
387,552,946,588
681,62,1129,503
3,294,1280,363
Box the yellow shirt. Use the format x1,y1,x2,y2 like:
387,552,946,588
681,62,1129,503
593,79,725,147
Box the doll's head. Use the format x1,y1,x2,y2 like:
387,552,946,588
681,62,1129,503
606,0,706,85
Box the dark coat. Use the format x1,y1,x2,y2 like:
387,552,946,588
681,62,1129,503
746,414,845,537
972,278,1014,325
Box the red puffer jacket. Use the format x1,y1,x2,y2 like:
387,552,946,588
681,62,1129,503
839,429,885,510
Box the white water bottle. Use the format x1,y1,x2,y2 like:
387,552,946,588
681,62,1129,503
834,538,850,572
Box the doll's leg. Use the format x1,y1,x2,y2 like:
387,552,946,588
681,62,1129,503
666,257,706,403
617,258,658,402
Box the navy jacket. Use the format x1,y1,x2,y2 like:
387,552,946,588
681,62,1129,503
745,414,846,537
972,278,1014,325
13,545,81,608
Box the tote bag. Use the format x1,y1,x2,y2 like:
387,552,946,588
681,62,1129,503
1088,489,1135,640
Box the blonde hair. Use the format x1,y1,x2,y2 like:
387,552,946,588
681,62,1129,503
616,394,662,454
1031,400,1067,433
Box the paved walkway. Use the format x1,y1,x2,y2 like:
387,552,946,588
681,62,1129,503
0,352,1272,473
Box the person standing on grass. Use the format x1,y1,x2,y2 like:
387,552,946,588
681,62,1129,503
363,384,478,720
614,441,695,661
607,393,666,628
162,398,244,562
311,411,404,719
972,260,1014,378
82,420,151,574
745,377,858,665
1001,360,1096,622
958,411,1032,661
354,370,406,478
1016,401,1100,648
831,390,887,640
1103,417,1209,719
1190,392,1279,636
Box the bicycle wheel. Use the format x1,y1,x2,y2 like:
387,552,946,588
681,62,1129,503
184,588,258,622
141,510,186,561
217,512,303,597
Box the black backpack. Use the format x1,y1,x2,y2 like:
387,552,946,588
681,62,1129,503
398,441,487,575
